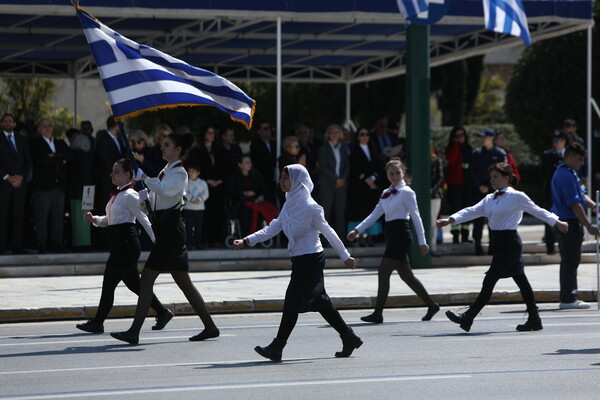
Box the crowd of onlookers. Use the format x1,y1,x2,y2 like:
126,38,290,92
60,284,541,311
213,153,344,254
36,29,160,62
0,111,597,255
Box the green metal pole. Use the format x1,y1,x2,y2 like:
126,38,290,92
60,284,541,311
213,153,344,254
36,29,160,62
405,24,431,268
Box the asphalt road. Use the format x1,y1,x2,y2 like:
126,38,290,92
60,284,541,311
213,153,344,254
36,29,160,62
1,305,600,400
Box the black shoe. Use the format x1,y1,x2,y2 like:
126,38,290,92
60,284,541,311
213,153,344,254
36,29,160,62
474,243,484,256
422,304,440,321
76,320,104,334
516,316,543,331
461,230,472,243
452,232,460,244
189,327,220,341
335,327,363,358
110,331,139,345
445,310,473,332
255,338,286,362
152,309,174,331
360,313,383,324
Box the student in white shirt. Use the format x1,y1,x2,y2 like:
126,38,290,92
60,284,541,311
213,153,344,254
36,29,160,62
233,164,362,361
76,158,172,334
438,162,568,332
347,158,439,323
183,164,209,250
111,133,219,345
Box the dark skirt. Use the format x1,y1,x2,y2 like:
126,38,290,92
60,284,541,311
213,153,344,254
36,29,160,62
487,230,524,278
283,252,334,313
145,208,189,272
106,223,140,269
384,219,412,261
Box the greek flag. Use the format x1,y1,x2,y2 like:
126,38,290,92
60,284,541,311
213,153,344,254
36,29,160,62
482,0,532,46
396,0,429,18
76,7,255,129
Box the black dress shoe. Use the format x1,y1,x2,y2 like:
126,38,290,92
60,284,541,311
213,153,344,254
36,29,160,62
335,327,363,358
189,327,220,341
422,304,440,321
152,309,174,331
474,244,484,256
76,320,104,334
255,338,286,362
516,316,543,331
110,331,139,345
445,310,473,332
360,313,383,324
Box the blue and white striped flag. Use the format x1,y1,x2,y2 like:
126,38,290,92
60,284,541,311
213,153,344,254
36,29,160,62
396,0,429,19
482,0,532,46
76,7,255,129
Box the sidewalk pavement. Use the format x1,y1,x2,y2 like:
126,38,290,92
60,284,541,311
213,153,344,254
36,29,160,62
2,262,599,323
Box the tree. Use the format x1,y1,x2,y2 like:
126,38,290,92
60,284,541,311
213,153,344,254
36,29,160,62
465,75,507,124
505,4,600,154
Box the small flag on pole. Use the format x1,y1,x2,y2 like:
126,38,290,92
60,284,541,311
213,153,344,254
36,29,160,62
75,7,255,129
396,0,429,19
482,0,532,46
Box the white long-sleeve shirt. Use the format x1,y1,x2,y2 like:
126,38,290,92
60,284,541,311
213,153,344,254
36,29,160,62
355,181,427,245
451,186,559,230
94,185,155,242
143,160,187,210
247,203,351,261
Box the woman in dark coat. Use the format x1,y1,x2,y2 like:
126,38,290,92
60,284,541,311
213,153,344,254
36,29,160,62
347,127,383,247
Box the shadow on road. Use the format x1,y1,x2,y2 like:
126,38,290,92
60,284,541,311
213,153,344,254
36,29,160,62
544,348,600,356
0,344,144,359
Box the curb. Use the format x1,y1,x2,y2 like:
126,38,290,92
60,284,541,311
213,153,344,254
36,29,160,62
1,290,596,323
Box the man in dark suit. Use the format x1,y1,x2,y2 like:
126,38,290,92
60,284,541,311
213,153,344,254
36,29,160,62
317,124,350,238
31,119,72,253
371,115,404,162
90,115,126,249
541,130,567,254
0,113,31,254
250,121,277,199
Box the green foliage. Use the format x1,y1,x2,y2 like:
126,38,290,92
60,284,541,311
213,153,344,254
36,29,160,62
465,75,507,124
505,10,600,155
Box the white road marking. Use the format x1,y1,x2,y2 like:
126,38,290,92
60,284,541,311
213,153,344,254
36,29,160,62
0,334,234,347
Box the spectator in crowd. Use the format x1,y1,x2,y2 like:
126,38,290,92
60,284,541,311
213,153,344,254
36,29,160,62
227,154,273,238
277,135,306,204
219,127,243,181
551,143,598,310
250,121,277,197
183,164,209,250
371,115,404,163
493,131,521,182
430,142,444,255
91,116,127,249
129,129,160,178
346,127,383,247
318,124,350,239
444,126,473,244
194,126,226,247
469,128,507,255
77,158,172,334
541,130,567,255
562,119,587,183
148,123,172,171
31,119,72,253
0,113,31,254
68,129,93,249
80,120,95,150
294,123,321,180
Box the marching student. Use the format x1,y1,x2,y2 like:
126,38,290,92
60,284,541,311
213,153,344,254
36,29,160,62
77,158,173,334
347,157,439,323
439,162,568,332
111,132,219,345
234,164,362,361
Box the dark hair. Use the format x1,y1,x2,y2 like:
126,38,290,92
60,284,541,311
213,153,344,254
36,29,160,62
563,118,576,128
447,125,469,147
106,115,117,129
166,132,194,159
564,142,586,158
1,113,15,122
237,154,252,164
488,162,517,186
185,163,201,172
115,158,133,180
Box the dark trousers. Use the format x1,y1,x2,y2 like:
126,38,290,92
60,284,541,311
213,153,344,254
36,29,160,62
544,223,557,253
318,184,347,238
0,180,26,251
34,187,65,251
554,219,583,303
183,209,204,250
94,224,166,323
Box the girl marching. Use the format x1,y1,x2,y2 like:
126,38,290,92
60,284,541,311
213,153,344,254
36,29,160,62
438,162,568,332
347,158,439,323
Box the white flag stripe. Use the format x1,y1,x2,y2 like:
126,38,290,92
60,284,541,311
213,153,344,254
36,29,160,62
107,80,253,115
